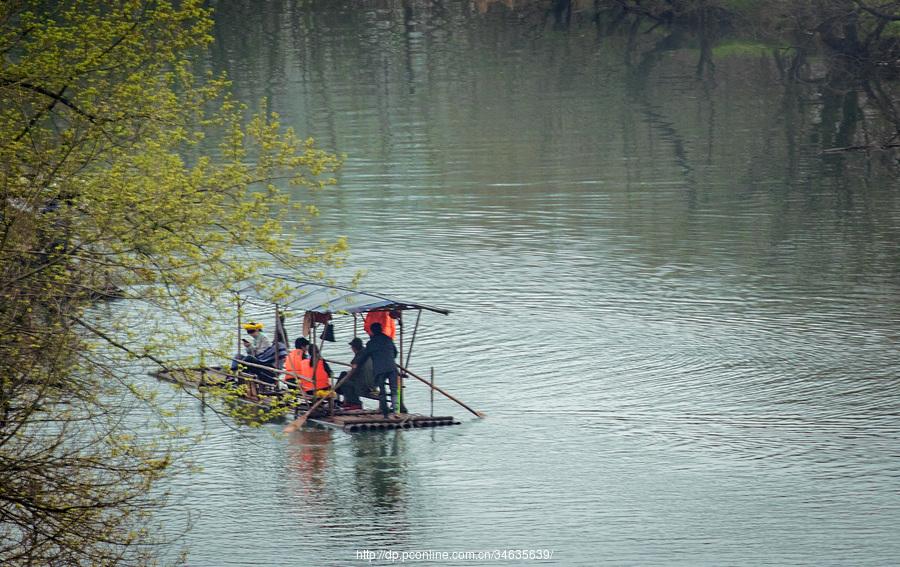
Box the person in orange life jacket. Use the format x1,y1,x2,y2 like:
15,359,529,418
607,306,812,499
282,337,310,386
356,322,406,417
336,337,373,410
296,343,332,393
364,310,397,339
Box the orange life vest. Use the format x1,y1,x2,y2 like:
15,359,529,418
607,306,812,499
283,349,305,382
297,357,330,391
364,310,396,339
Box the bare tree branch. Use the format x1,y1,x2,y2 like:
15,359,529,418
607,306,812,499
854,0,900,21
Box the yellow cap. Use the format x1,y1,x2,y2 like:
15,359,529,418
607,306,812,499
242,322,264,331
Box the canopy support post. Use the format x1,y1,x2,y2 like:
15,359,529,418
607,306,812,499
273,304,282,373
235,295,243,357
397,310,403,415
310,324,333,416
276,308,289,349
404,309,421,369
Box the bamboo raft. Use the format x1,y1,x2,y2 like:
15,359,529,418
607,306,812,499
152,277,483,434
152,366,464,431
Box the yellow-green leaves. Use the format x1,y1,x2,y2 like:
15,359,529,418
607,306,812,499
0,2,344,564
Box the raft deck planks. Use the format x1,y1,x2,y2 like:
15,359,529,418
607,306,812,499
152,366,231,386
308,410,459,432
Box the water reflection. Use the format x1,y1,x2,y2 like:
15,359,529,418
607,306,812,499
287,429,334,493
285,429,412,520
350,432,409,514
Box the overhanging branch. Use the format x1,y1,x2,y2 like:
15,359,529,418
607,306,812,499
854,0,900,21
0,78,97,122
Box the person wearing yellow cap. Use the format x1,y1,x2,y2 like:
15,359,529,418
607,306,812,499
241,322,271,357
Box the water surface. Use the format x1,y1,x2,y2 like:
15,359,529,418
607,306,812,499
156,2,900,565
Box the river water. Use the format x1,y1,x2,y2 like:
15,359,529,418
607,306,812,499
155,2,900,565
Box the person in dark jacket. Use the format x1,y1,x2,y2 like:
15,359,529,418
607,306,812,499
336,337,372,410
356,322,405,417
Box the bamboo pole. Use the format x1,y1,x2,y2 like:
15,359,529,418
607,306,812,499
322,359,482,418
396,363,484,418
283,371,354,433
230,357,289,376
216,366,297,389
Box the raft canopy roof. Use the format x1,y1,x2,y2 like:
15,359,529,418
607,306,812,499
235,274,450,316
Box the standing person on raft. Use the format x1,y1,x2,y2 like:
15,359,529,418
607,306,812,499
356,322,406,417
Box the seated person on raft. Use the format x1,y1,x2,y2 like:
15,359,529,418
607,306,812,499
336,337,374,410
231,322,287,385
283,342,332,396
284,337,309,369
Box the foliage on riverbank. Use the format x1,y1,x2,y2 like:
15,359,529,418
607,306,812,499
471,0,899,153
477,0,899,70
634,0,900,68
0,1,343,564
